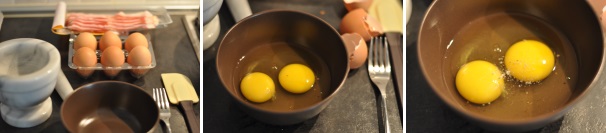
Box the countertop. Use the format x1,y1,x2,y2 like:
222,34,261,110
202,0,403,132
0,15,200,132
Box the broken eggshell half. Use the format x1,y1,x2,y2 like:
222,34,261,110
340,9,384,41
341,33,368,69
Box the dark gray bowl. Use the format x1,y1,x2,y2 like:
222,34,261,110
61,81,159,133
418,0,604,132
216,10,349,125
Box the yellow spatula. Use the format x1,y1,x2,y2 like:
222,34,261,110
161,73,199,133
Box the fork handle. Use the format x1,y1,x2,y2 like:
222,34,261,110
381,96,391,133
161,120,172,133
180,101,199,133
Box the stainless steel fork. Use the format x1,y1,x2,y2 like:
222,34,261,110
368,35,391,133
153,88,172,133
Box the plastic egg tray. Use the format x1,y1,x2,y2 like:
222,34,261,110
67,32,157,71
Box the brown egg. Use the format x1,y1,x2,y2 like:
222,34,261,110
101,46,125,77
340,9,384,41
73,47,97,77
125,32,149,52
344,0,373,11
74,32,97,50
127,46,152,76
99,31,122,51
341,33,368,69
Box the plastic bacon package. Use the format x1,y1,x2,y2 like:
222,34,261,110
51,1,173,36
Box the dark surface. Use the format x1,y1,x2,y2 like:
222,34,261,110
0,15,200,133
386,32,404,119
203,0,403,132
406,0,562,132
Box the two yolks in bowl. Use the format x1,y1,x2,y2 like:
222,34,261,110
240,64,316,103
456,40,555,104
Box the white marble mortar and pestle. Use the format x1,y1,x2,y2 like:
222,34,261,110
0,38,73,128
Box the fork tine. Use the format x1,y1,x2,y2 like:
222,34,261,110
153,88,157,101
368,37,374,70
373,37,378,70
155,88,163,109
158,88,164,109
379,36,386,73
376,37,381,70
162,88,170,109
383,36,391,72
154,88,159,105
156,88,162,109
160,88,166,109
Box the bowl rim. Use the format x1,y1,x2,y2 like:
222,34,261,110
215,9,350,115
417,0,606,126
0,38,61,90
60,80,160,132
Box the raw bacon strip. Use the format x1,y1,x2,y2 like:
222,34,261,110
65,11,159,33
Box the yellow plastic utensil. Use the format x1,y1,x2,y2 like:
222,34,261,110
161,73,199,133
368,0,403,33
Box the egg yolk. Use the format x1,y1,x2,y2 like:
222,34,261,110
240,72,275,103
456,60,504,104
504,40,554,82
279,64,315,94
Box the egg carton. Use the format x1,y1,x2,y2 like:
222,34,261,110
67,31,157,71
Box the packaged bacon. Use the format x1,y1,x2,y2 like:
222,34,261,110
52,1,173,35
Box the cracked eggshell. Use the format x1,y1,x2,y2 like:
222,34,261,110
344,0,373,11
342,33,368,69
340,9,384,41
